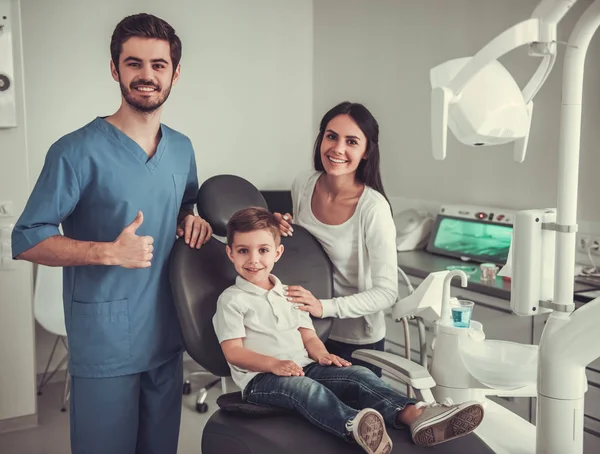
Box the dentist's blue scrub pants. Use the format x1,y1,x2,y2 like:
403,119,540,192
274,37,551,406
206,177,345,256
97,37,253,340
70,352,183,454
12,118,200,454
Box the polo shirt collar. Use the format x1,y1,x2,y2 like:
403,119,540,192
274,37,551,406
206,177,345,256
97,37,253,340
235,275,286,297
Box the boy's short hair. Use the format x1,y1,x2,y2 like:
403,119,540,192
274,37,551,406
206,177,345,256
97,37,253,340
227,207,281,246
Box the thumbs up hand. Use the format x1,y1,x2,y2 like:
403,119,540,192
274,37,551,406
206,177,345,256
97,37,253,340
112,211,154,268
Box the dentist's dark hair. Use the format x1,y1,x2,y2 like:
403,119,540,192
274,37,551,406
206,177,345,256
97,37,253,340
313,102,390,207
110,13,182,74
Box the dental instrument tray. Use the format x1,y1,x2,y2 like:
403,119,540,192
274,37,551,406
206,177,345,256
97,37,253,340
427,205,514,266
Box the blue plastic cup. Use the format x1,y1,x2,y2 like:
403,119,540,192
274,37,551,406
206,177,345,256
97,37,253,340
450,300,474,328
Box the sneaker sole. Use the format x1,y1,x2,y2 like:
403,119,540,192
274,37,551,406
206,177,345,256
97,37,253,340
354,411,393,454
413,403,484,447
379,442,393,454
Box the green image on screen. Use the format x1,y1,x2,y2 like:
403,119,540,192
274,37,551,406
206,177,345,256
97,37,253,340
433,218,513,263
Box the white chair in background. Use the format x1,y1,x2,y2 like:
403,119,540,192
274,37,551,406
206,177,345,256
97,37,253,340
34,264,69,411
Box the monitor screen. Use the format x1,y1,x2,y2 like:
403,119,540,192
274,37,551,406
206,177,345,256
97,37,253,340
427,216,513,264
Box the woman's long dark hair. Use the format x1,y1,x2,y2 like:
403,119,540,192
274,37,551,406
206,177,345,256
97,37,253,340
313,102,389,205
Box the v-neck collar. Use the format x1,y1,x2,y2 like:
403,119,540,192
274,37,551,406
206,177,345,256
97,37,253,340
93,117,168,172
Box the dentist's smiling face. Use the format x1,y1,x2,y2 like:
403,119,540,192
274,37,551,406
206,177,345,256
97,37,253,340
226,229,283,289
111,36,180,114
320,114,368,177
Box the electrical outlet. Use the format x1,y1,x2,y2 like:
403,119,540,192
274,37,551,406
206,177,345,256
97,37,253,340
576,233,600,255
0,201,13,216
577,234,589,252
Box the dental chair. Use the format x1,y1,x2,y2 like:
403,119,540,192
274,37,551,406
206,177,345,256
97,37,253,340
169,175,494,453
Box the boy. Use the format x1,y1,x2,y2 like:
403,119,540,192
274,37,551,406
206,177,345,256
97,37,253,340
213,207,484,453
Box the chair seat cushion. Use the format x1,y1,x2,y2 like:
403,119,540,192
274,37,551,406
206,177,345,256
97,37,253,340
216,391,291,417
202,409,496,454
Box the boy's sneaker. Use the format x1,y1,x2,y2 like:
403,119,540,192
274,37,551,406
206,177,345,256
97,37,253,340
346,408,393,454
410,399,484,447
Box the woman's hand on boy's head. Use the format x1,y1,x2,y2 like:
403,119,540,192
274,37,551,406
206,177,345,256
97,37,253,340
273,212,294,237
177,214,213,248
317,354,351,368
285,285,323,318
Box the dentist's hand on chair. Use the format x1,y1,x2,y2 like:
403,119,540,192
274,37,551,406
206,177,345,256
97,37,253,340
285,285,323,318
177,214,213,249
273,212,294,237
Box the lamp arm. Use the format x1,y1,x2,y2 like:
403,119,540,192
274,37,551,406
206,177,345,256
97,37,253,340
531,0,578,26
524,1,580,102
516,1,577,102
447,19,546,96
522,54,556,103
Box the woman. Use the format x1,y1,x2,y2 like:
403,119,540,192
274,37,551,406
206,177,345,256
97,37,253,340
276,101,398,376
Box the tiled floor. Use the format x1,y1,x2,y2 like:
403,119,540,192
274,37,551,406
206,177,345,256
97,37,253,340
0,365,235,454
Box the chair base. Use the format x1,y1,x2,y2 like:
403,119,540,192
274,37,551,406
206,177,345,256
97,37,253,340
182,370,225,413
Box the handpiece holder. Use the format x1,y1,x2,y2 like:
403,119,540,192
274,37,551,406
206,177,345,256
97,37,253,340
510,209,562,316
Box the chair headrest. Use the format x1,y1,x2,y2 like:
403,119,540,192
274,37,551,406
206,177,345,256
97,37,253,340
171,174,333,377
197,175,268,237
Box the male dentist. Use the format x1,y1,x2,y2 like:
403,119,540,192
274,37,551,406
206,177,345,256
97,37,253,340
12,13,210,454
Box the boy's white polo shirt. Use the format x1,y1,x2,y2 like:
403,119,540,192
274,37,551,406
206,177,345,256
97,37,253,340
213,274,315,394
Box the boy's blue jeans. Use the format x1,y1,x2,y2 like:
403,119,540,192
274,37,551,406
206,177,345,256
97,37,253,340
243,362,416,439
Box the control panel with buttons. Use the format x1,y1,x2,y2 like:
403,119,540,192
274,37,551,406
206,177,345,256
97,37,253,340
439,205,514,225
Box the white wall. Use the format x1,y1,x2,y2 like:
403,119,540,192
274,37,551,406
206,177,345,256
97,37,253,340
22,0,314,189
314,0,600,224
0,0,37,422
2,0,314,412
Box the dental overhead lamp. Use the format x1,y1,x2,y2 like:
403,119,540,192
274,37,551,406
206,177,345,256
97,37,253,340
430,0,600,452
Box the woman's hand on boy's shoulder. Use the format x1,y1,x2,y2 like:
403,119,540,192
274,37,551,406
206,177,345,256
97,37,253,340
284,285,323,318
317,353,351,368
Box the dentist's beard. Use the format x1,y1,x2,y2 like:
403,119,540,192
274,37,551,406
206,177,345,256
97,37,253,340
119,78,172,114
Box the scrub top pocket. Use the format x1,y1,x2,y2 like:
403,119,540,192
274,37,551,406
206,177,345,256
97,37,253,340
69,299,131,368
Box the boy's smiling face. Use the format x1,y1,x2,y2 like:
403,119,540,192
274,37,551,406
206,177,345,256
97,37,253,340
226,229,284,290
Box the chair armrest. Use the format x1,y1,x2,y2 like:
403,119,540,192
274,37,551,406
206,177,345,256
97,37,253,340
351,350,436,391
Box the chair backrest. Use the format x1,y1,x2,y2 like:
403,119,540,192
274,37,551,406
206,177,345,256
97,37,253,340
34,264,67,337
170,175,333,377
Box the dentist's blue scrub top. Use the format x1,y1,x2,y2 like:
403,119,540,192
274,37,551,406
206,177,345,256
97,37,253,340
12,117,198,378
